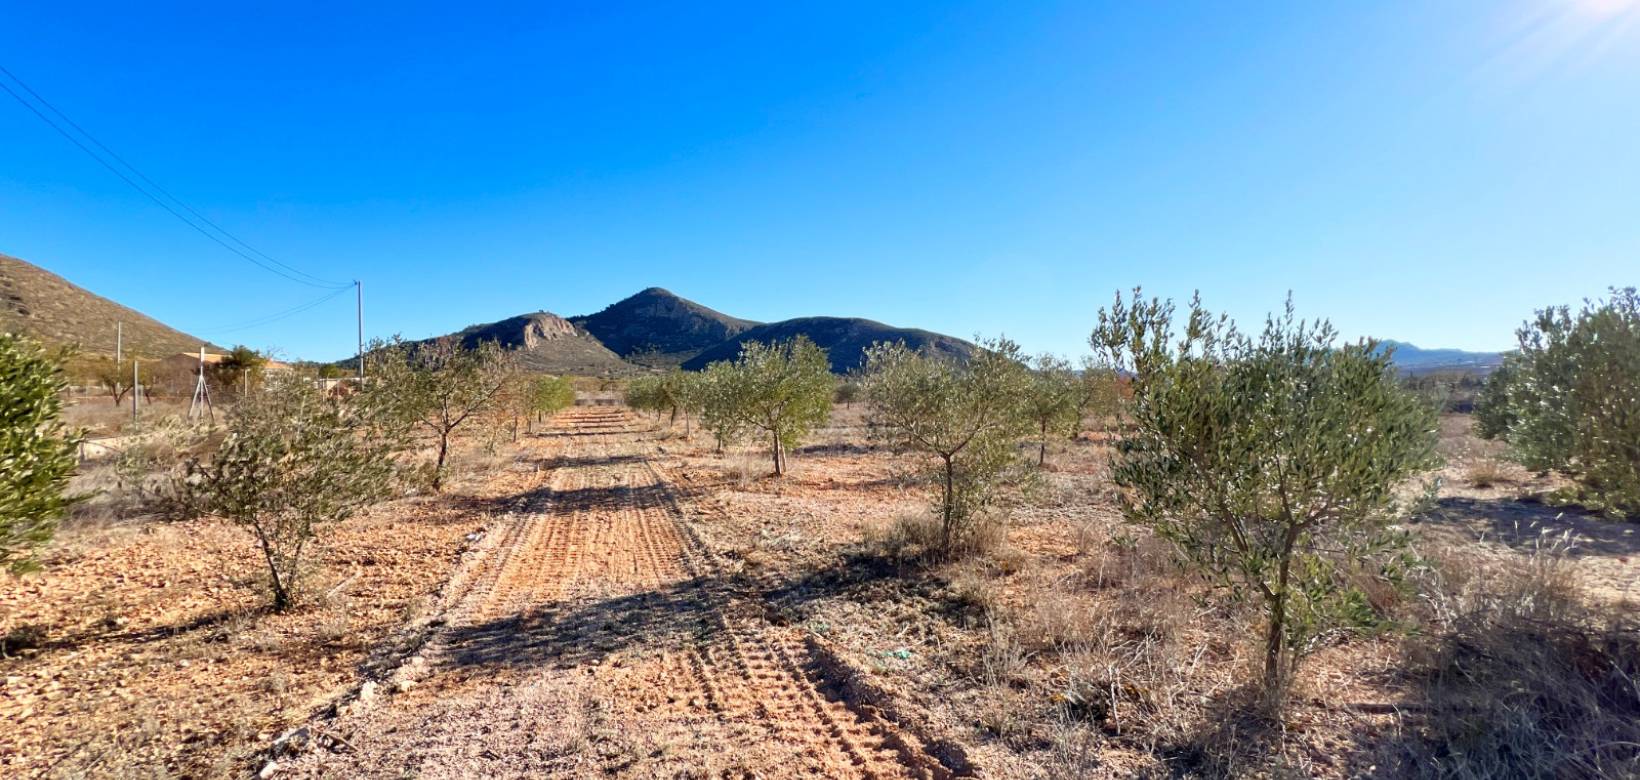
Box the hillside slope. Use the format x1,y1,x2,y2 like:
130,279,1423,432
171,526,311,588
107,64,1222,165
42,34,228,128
0,252,213,356
412,311,640,376
681,316,974,373
569,287,758,366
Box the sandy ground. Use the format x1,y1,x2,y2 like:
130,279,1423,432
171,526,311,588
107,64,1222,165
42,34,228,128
6,408,1635,778
282,408,958,778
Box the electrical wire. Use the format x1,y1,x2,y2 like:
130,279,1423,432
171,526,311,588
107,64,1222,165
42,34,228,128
0,65,351,290
191,285,353,336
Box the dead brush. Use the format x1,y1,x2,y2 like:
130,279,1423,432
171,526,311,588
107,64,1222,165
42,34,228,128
976,617,1033,742
1391,538,1640,779
1080,527,1176,591
872,510,1008,564
1463,459,1514,489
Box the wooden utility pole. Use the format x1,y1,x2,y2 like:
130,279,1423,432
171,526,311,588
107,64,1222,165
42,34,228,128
115,321,124,401
356,280,364,382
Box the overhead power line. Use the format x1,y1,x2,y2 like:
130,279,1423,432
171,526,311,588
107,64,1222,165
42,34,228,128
192,285,354,336
0,64,351,290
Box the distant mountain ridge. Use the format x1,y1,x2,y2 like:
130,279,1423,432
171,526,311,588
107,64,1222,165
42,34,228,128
568,287,758,366
424,311,639,375
1378,339,1504,375
682,316,972,373
417,290,1505,377
1,252,215,356
409,288,974,375
1,252,1496,379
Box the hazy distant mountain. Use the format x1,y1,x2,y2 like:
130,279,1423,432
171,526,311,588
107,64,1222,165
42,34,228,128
1380,339,1505,375
682,316,974,374
568,287,758,366
0,252,215,356
408,311,640,376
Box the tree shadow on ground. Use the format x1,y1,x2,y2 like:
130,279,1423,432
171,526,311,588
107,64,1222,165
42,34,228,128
444,464,679,516
541,452,646,470
793,441,882,456
433,550,961,675
1416,496,1640,558
5,605,265,659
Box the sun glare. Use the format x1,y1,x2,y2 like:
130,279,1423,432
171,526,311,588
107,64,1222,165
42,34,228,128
1574,0,1638,16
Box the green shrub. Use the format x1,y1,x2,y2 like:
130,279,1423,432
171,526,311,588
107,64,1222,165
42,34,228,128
696,338,834,475
193,374,409,610
0,334,80,573
362,337,517,492
1021,353,1080,466
861,337,1033,557
1475,288,1639,516
1091,292,1439,701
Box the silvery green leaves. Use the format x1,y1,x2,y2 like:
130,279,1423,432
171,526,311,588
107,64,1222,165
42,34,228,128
697,337,835,475
1091,290,1439,700
194,373,411,610
1476,288,1640,517
860,337,1035,558
0,334,80,574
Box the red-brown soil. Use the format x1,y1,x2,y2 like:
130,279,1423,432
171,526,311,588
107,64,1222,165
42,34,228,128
6,408,1635,778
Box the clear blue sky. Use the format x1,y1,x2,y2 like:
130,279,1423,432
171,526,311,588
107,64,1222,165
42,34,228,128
2,1,1636,362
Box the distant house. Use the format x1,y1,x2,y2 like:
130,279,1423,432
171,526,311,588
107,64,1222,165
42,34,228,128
150,351,292,397
158,351,292,374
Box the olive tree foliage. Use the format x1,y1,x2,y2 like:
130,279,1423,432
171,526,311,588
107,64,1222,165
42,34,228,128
531,375,576,421
192,373,411,610
490,373,576,444
835,379,862,408
1021,353,1081,466
1475,288,1640,516
0,335,81,574
860,338,1034,556
363,337,518,492
1074,355,1122,438
1472,356,1520,440
624,374,663,418
697,337,835,475
1091,291,1439,700
625,370,699,432
698,360,748,452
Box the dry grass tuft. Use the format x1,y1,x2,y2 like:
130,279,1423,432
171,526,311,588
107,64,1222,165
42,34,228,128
1389,542,1640,778
1463,459,1514,489
870,510,1008,564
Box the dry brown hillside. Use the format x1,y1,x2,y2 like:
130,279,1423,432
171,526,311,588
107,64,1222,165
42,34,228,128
0,252,214,356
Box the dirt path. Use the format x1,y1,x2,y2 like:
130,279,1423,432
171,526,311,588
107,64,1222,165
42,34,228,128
284,408,952,778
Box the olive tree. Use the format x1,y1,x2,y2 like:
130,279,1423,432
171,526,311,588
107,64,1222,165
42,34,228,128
0,335,80,573
1091,292,1438,700
698,360,747,452
625,375,663,419
365,337,517,492
700,337,834,475
530,375,576,424
193,374,408,610
1022,353,1081,466
627,370,698,431
835,379,862,408
1073,355,1121,438
860,338,1034,555
1475,288,1640,515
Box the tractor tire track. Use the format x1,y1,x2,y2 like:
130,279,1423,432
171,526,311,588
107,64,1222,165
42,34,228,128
286,408,955,778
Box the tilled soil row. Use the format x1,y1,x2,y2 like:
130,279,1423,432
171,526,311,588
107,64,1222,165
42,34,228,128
281,408,956,778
